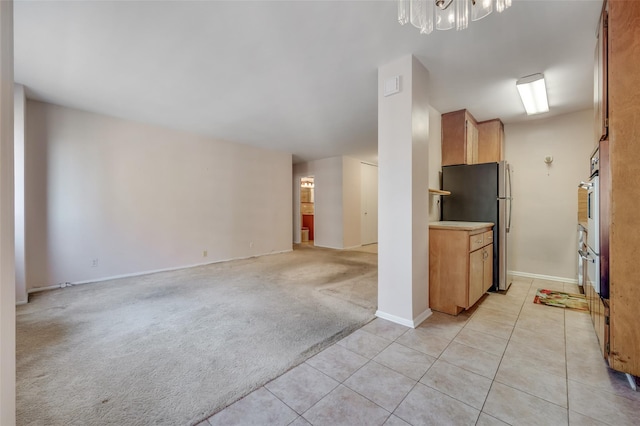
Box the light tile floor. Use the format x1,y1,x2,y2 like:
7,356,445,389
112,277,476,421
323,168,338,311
202,278,640,426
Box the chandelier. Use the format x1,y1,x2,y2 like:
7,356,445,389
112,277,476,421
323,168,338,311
398,0,512,34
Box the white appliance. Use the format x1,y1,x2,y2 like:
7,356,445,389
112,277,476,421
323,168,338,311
577,224,587,289
584,149,601,294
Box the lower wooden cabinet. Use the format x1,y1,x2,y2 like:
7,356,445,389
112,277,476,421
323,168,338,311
429,223,494,315
585,280,609,360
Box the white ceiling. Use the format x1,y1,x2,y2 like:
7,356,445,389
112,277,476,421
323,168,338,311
14,0,603,163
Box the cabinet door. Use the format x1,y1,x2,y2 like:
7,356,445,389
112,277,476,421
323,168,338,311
442,110,467,166
483,244,494,292
594,3,608,145
477,119,504,164
468,248,484,308
442,109,478,166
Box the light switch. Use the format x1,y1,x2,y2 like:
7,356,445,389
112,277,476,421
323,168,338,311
384,76,401,97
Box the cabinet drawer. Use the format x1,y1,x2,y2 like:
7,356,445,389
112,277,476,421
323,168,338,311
469,233,485,252
483,231,493,245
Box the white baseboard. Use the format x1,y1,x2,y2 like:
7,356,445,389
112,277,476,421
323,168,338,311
28,248,294,294
412,308,433,327
375,308,433,329
510,270,578,284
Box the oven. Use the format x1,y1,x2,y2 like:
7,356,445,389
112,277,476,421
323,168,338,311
587,175,599,252
577,224,587,290
585,148,601,295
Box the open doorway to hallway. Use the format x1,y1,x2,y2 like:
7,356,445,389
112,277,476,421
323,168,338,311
300,176,314,245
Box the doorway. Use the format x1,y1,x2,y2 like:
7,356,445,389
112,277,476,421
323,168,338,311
361,163,378,245
300,177,314,244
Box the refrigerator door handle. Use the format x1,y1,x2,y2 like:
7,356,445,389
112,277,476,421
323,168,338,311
579,249,595,262
507,165,512,233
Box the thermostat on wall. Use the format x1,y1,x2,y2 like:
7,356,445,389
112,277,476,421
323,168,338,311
384,76,401,97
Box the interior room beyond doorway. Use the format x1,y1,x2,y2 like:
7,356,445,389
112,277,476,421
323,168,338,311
300,176,314,244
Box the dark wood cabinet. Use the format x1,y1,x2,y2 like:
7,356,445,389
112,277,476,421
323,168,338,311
302,214,314,241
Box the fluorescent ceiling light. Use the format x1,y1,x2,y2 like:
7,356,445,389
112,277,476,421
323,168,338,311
516,73,549,115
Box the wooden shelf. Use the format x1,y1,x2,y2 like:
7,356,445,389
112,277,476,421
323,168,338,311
429,188,451,195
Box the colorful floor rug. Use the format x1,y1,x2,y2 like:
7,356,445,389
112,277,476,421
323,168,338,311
533,288,589,311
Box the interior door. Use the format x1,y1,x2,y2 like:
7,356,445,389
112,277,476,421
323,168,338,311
361,163,378,245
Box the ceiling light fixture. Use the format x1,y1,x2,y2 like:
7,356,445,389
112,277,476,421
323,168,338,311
516,73,550,115
398,0,511,34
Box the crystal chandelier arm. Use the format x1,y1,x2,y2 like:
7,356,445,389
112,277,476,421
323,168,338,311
399,0,511,34
398,0,409,25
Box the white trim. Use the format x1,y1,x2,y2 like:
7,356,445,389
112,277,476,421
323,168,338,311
27,249,293,294
625,374,638,392
314,244,344,250
412,308,433,327
510,270,578,284
375,308,432,329
28,284,62,294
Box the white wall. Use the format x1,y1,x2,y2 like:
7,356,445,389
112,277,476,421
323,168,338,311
505,109,593,280
14,83,27,304
428,106,442,222
377,55,430,327
0,1,15,422
342,156,362,249
25,101,292,288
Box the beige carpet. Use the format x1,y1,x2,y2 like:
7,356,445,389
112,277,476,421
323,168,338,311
16,245,377,425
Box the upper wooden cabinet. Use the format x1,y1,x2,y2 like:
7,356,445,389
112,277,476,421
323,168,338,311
441,109,478,166
477,119,505,164
594,1,608,146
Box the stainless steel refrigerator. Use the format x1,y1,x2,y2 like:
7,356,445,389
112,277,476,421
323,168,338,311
441,161,513,291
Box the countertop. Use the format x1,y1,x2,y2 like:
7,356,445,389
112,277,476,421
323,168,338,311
429,221,494,231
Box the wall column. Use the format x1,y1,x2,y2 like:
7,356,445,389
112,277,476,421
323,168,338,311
377,55,431,327
14,84,26,305
0,0,15,423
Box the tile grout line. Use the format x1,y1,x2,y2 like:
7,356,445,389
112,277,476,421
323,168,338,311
299,329,403,425
476,279,531,424
564,302,570,425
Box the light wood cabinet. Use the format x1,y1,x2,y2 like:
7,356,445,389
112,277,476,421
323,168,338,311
441,109,478,166
429,223,493,315
477,119,505,163
594,1,608,146
592,0,640,378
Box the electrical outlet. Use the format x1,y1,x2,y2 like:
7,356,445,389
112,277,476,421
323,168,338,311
203,250,208,257
91,258,99,267
249,241,254,248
